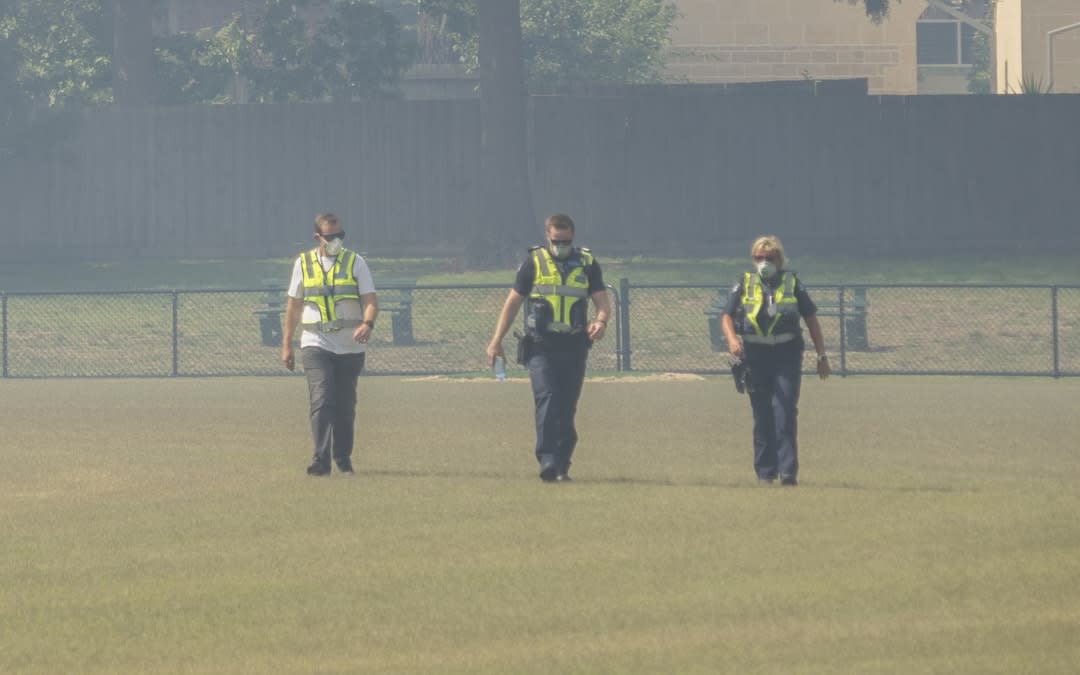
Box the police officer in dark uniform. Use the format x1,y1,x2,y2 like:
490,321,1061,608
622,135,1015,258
486,214,612,482
720,235,830,486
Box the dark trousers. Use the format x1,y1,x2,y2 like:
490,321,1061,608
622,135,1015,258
301,347,366,467
745,344,803,480
528,346,589,472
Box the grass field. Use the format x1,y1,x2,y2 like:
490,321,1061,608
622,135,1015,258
4,253,1080,292
2,377,1079,674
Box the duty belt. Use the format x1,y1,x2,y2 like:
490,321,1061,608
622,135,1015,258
532,284,588,298
302,319,362,333
742,333,796,345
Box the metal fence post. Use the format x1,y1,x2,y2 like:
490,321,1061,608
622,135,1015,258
2,293,7,378
1051,286,1060,378
837,286,847,377
172,292,179,377
619,277,632,371
604,283,622,371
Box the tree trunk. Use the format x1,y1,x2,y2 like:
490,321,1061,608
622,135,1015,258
473,0,535,268
111,0,155,105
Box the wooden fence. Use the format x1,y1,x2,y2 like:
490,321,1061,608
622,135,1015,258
2,93,1079,260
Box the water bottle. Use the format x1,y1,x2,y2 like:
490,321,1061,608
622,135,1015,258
494,355,506,382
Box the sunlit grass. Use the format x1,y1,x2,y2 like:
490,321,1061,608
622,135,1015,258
2,377,1080,673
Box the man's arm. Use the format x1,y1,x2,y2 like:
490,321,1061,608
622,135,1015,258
486,290,525,367
351,292,379,343
586,289,612,341
280,296,303,371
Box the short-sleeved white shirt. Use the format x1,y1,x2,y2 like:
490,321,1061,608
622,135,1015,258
287,249,376,354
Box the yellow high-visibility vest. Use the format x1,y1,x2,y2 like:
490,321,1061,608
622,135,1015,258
299,248,361,332
528,246,593,334
739,271,799,338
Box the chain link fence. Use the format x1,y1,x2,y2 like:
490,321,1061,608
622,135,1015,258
3,283,1079,378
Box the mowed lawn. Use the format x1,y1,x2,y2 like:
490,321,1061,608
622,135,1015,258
2,376,1079,674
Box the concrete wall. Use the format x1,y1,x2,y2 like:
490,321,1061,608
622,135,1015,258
665,0,928,94
995,0,1025,92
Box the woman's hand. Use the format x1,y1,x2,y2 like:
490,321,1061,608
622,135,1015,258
728,338,745,360
816,354,831,380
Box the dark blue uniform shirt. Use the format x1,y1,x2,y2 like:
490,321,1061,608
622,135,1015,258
514,247,605,350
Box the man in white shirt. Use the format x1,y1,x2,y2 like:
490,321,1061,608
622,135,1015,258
281,212,378,476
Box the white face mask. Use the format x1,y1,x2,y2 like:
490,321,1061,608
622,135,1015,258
755,260,778,279
323,238,344,256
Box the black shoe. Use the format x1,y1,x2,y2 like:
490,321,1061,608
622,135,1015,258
306,462,331,476
336,459,354,475
780,476,798,486
539,455,559,482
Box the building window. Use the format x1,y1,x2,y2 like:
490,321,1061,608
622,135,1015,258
917,21,977,65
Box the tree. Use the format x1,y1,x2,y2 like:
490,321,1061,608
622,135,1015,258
3,0,111,109
152,17,250,105
838,0,897,22
420,0,678,263
520,0,677,86
0,0,22,158
419,0,678,86
241,0,410,102
316,0,411,100
0,0,110,159
967,0,994,94
474,0,534,264
110,0,154,104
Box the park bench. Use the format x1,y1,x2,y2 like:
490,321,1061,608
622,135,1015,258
254,278,416,347
704,286,868,352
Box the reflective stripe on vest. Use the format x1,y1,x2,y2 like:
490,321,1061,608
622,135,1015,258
299,249,361,331
530,247,593,334
740,271,799,337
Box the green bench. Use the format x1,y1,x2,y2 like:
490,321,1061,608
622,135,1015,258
254,278,416,347
255,279,288,347
377,279,416,346
704,286,868,352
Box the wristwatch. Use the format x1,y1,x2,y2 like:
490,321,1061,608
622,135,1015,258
362,320,375,329
817,353,828,362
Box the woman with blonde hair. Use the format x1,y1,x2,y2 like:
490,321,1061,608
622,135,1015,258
719,235,829,486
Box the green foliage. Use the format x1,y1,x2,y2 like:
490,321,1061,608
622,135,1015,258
153,18,249,105
522,0,678,85
1018,71,1049,95
5,0,110,108
967,1,993,95
838,0,895,22
316,0,412,100
418,0,678,85
243,0,409,102
0,0,109,158
967,29,992,94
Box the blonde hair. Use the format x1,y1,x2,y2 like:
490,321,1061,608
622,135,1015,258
314,212,339,233
750,235,785,269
